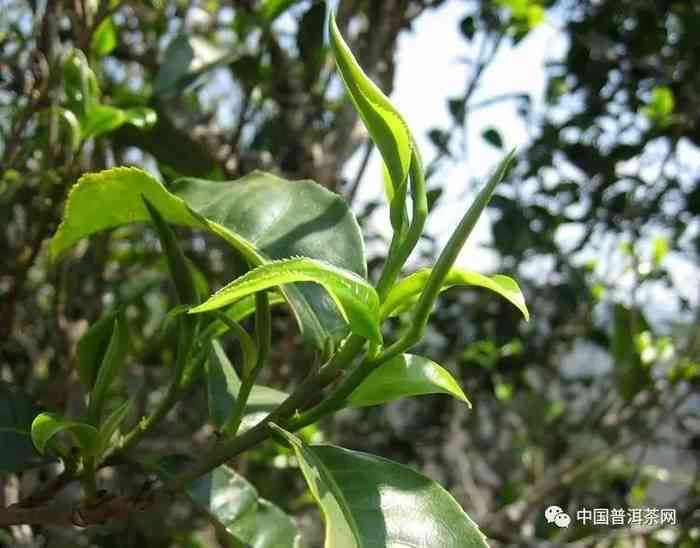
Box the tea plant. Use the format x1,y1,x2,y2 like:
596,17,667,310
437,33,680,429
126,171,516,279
1,15,527,547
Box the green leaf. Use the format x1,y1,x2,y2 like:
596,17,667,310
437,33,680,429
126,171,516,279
155,35,234,95
381,268,529,321
460,15,476,40
96,398,133,459
40,107,81,152
612,305,651,401
448,98,466,123
273,427,490,548
260,0,303,21
201,292,287,340
498,0,545,29
207,341,288,429
91,16,117,57
111,110,219,178
642,86,675,125
77,311,119,392
87,315,129,426
81,104,125,139
82,105,157,139
63,50,100,119
297,1,327,86
0,384,47,473
652,236,669,266
121,107,157,129
143,197,199,305
50,168,366,349
348,354,470,408
30,413,99,456
329,15,413,195
191,258,381,344
482,128,504,149
196,465,301,547
154,457,300,547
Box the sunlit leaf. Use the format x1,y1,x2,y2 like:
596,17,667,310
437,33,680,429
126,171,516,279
329,15,412,197
30,413,99,456
191,258,381,343
91,16,117,57
381,267,529,321
348,354,470,407
273,427,490,548
63,50,100,118
260,0,303,21
642,86,675,125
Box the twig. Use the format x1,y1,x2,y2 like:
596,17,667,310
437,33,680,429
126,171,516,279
346,140,373,205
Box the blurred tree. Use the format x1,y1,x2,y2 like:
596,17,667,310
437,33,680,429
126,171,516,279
1,0,698,546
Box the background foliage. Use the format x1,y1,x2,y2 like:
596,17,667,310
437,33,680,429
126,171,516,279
1,0,698,546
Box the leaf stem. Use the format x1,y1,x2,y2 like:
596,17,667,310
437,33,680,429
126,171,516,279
380,150,515,361
167,335,364,490
117,319,193,453
376,149,428,299
82,456,97,500
222,292,270,437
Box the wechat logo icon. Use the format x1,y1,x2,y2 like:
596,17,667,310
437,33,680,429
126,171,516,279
545,505,571,528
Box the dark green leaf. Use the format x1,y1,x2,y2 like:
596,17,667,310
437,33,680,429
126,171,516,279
155,35,233,95
612,305,651,401
207,341,288,429
155,457,300,547
111,110,220,178
50,168,366,349
448,98,466,123
429,128,451,155
0,384,47,473
460,15,476,40
482,127,504,149
87,315,129,426
297,2,327,86
273,427,490,548
194,466,300,548
77,310,119,392
143,197,199,305
348,354,470,407
427,188,443,212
